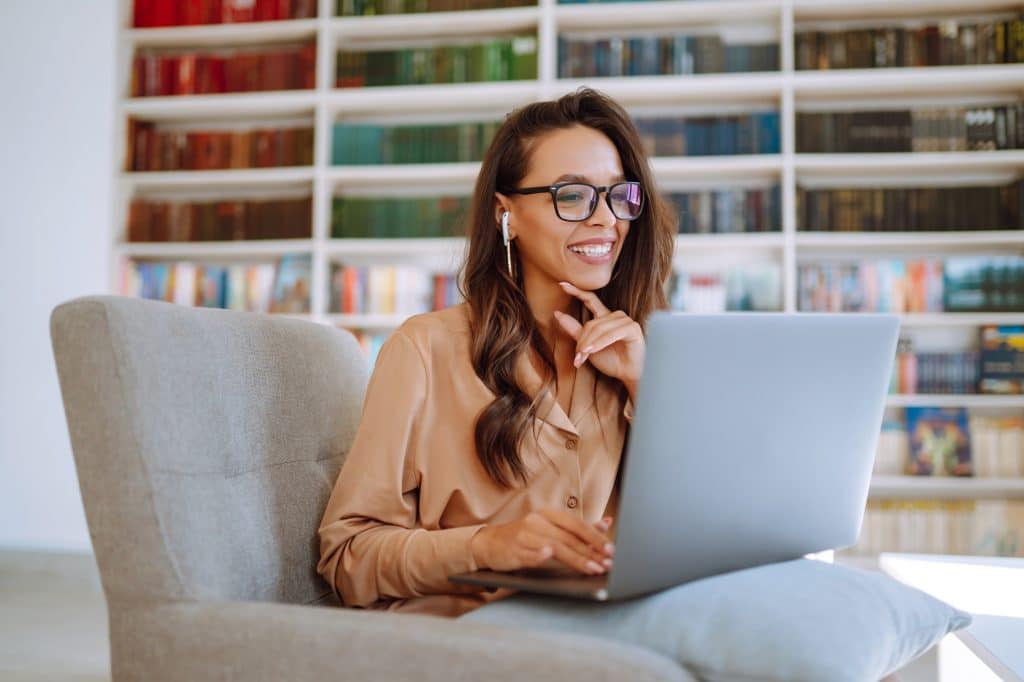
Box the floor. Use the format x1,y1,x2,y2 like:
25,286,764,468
0,548,939,681
0,550,109,681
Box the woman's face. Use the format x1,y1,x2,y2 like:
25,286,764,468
498,124,632,293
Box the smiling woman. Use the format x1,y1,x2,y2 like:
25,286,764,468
316,88,677,618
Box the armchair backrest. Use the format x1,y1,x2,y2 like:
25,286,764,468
50,296,368,606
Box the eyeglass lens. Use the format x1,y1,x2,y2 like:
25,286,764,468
554,183,643,221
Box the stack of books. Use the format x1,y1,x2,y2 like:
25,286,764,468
131,43,316,97
127,196,312,242
127,122,314,172
336,37,537,87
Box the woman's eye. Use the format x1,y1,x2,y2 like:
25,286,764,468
558,192,585,203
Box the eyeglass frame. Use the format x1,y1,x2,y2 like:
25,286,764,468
499,180,644,222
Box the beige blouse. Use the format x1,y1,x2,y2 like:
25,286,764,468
317,302,632,618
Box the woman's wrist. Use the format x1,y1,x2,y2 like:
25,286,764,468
470,525,490,569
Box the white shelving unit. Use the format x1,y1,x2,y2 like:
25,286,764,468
870,475,1024,500
112,0,1024,321
112,0,1024,420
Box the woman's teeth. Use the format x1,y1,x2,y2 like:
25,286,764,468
569,243,613,257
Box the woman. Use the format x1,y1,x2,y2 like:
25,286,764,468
317,87,677,618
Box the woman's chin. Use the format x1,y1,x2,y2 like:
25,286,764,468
562,268,614,291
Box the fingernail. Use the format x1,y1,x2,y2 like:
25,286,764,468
574,352,582,366
559,281,569,287
541,546,552,557
602,558,613,568
586,560,602,574
604,543,615,556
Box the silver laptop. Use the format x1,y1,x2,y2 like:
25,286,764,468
449,312,901,601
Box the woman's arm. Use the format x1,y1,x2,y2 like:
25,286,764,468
316,331,486,608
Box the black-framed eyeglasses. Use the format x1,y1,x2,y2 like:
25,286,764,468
502,181,644,222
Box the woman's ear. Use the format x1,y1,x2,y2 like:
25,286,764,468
494,192,512,235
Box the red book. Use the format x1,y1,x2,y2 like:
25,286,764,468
261,50,289,91
223,55,243,93
279,128,296,166
205,0,223,24
253,130,275,167
179,0,207,25
150,0,177,26
132,0,153,27
297,43,316,89
291,0,315,18
174,55,197,95
223,0,256,23
195,55,227,94
254,0,281,21
131,56,147,96
127,200,150,242
151,56,172,96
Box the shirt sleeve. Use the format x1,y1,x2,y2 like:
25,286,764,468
316,330,487,608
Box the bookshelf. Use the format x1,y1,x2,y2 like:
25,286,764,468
114,0,1024,558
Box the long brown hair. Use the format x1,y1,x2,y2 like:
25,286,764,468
458,87,676,489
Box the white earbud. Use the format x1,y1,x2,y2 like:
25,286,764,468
501,211,511,246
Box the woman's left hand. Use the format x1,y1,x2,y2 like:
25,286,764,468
553,281,645,401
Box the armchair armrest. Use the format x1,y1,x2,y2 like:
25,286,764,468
110,599,689,681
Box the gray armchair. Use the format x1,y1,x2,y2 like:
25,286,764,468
50,295,689,682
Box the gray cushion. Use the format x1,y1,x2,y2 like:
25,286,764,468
460,558,972,682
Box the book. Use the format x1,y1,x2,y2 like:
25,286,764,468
905,407,973,476
979,325,1024,394
269,254,312,313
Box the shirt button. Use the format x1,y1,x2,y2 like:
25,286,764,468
565,438,578,450
566,495,579,509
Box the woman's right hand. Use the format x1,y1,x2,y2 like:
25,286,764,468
470,510,615,575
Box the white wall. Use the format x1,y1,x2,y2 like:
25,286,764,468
0,1,118,551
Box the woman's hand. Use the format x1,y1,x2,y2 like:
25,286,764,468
470,511,615,575
553,281,645,401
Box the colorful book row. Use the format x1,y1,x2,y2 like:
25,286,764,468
892,345,981,396
667,263,782,313
796,104,1024,153
636,113,781,157
798,257,1024,314
331,196,470,238
875,410,1024,478
131,43,316,97
852,499,1022,557
558,35,779,78
336,37,537,87
127,197,312,242
329,265,460,315
796,18,1024,70
332,121,500,165
669,186,781,234
337,0,533,14
119,254,310,313
797,181,1024,232
133,0,317,27
127,122,314,172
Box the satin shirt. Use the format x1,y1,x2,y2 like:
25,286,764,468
317,302,631,617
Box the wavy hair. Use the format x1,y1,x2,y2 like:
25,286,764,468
458,87,676,489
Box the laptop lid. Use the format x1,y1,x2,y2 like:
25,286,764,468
605,312,900,600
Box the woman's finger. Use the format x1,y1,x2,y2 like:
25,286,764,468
542,509,615,557
580,321,641,357
552,309,583,341
558,281,611,317
575,315,634,354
